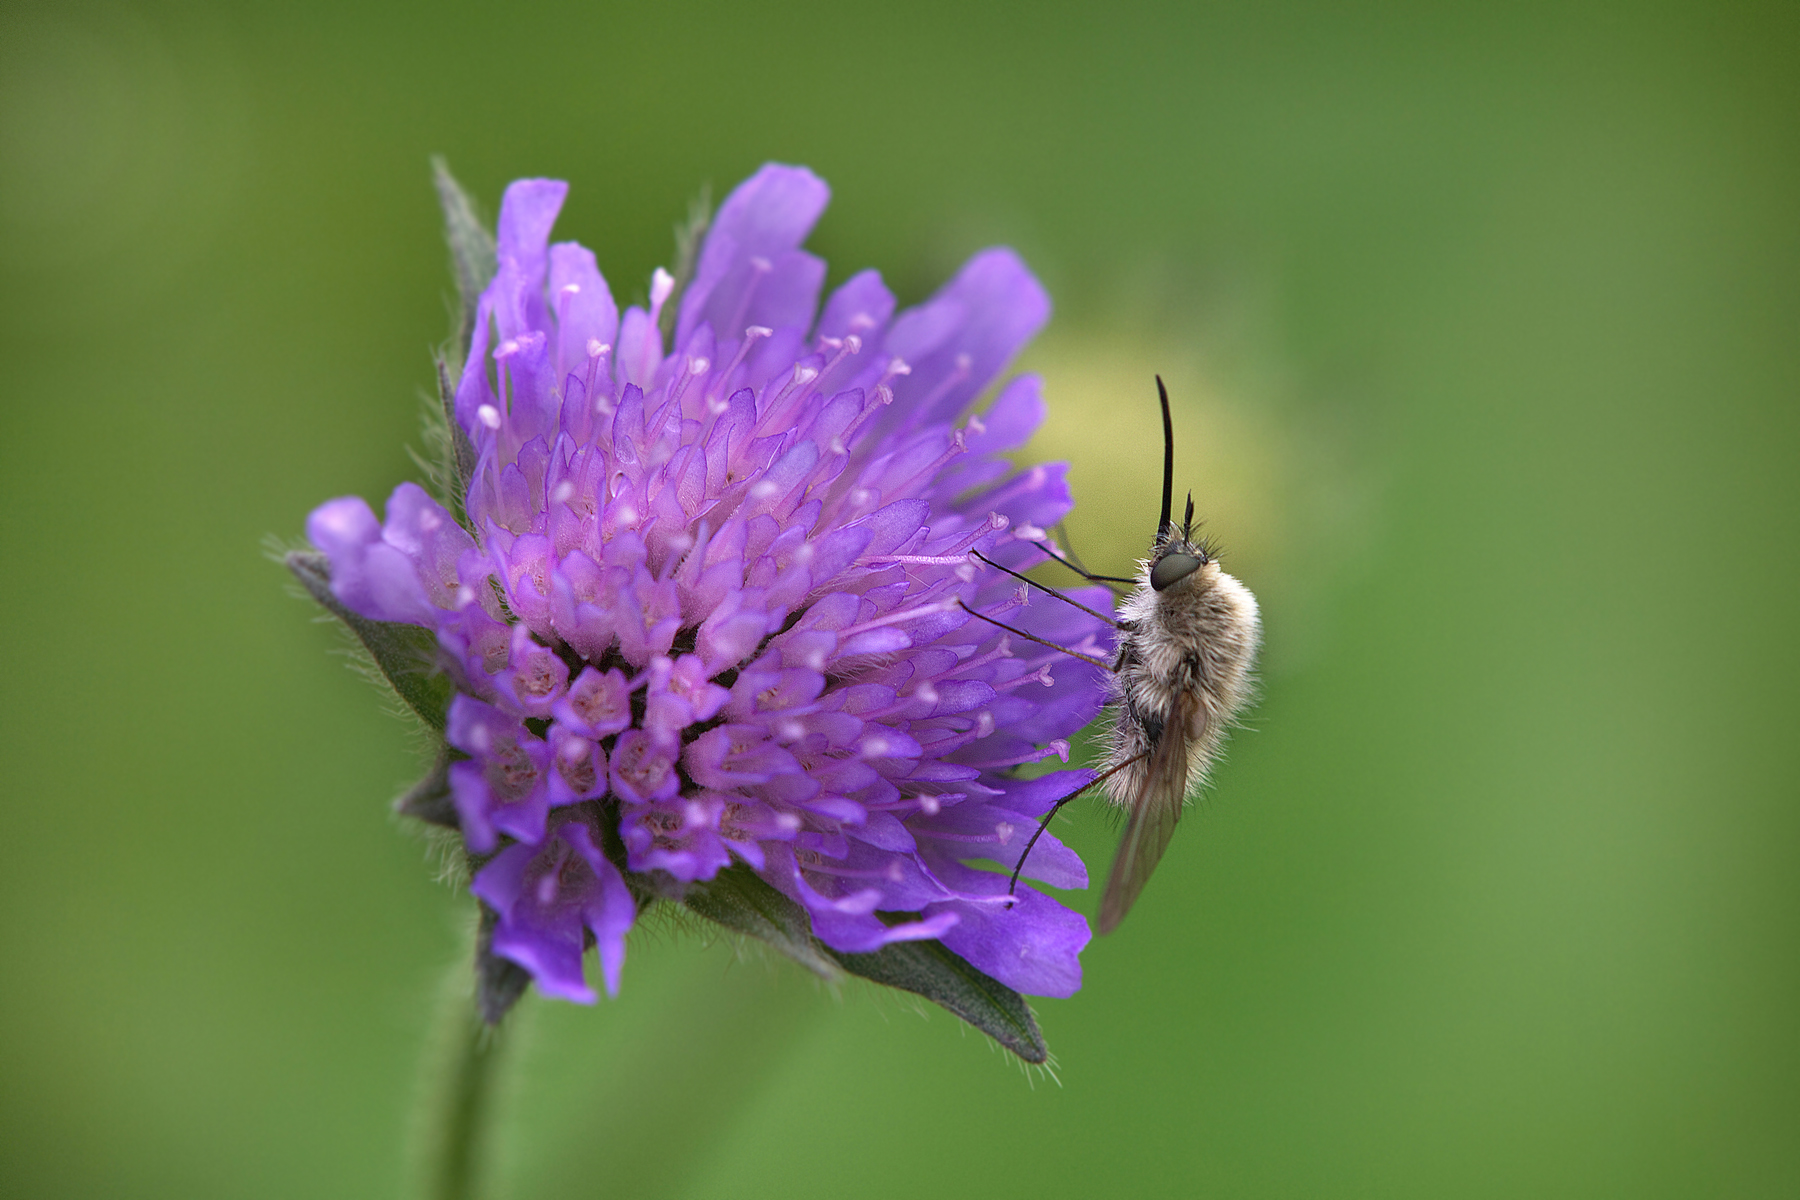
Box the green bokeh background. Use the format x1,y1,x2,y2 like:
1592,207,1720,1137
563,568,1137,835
3,1,1796,1196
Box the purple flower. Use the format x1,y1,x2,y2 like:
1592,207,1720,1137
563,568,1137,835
305,163,1112,1012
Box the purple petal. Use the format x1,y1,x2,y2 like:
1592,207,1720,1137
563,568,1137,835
548,241,619,383
931,886,1089,998
676,164,830,347
883,248,1049,430
305,496,436,625
816,268,896,346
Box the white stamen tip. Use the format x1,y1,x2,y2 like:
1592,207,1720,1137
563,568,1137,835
995,822,1015,846
649,267,675,306
551,480,575,504
794,366,818,385
587,340,610,358
843,334,862,354
745,325,773,339
966,413,986,435
988,512,1010,530
560,283,581,296
888,357,912,376
476,404,503,430
749,255,773,272
688,357,709,375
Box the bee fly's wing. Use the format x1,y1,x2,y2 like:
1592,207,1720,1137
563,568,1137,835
1097,689,1196,934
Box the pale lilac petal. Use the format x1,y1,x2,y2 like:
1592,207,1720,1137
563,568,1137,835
676,164,830,347
884,248,1050,430
548,242,619,383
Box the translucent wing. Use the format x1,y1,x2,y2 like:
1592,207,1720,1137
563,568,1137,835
1097,689,1195,934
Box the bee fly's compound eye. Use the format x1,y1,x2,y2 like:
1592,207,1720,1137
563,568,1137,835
1150,552,1204,592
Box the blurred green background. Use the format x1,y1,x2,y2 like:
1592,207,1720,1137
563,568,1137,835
3,0,1796,1196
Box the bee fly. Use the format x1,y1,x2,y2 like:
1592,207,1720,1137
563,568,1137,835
960,377,1261,933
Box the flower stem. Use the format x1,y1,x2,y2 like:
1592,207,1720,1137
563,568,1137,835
415,960,506,1200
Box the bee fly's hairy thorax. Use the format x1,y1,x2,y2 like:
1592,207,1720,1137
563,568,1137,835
1103,538,1262,806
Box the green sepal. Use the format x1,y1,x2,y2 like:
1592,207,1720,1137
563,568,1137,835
828,939,1049,1064
474,900,531,1025
431,157,496,365
287,549,452,732
431,353,478,527
679,863,843,981
396,742,461,827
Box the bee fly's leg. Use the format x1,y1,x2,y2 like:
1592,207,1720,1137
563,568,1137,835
956,601,1113,670
1006,752,1150,898
1036,522,1135,586
970,551,1126,630
1031,539,1136,587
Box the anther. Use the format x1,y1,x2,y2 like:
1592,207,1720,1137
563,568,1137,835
477,404,503,430
649,267,675,308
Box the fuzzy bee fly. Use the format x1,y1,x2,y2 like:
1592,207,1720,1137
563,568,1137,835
961,377,1261,933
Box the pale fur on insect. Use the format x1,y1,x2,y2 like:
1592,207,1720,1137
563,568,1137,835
1098,512,1260,933
961,377,1261,935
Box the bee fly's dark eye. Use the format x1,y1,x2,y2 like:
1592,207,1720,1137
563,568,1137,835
1151,552,1204,591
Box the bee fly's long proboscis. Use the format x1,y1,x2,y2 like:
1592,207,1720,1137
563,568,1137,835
975,376,1261,935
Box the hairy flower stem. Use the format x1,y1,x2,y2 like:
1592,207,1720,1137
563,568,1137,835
415,950,507,1200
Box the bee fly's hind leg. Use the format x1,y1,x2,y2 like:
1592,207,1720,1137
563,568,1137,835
1006,751,1150,896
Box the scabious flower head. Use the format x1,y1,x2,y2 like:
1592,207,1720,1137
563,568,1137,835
304,164,1114,1016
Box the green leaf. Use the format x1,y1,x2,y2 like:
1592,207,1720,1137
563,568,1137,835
828,939,1049,1064
679,864,842,981
431,156,496,364
287,549,452,731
